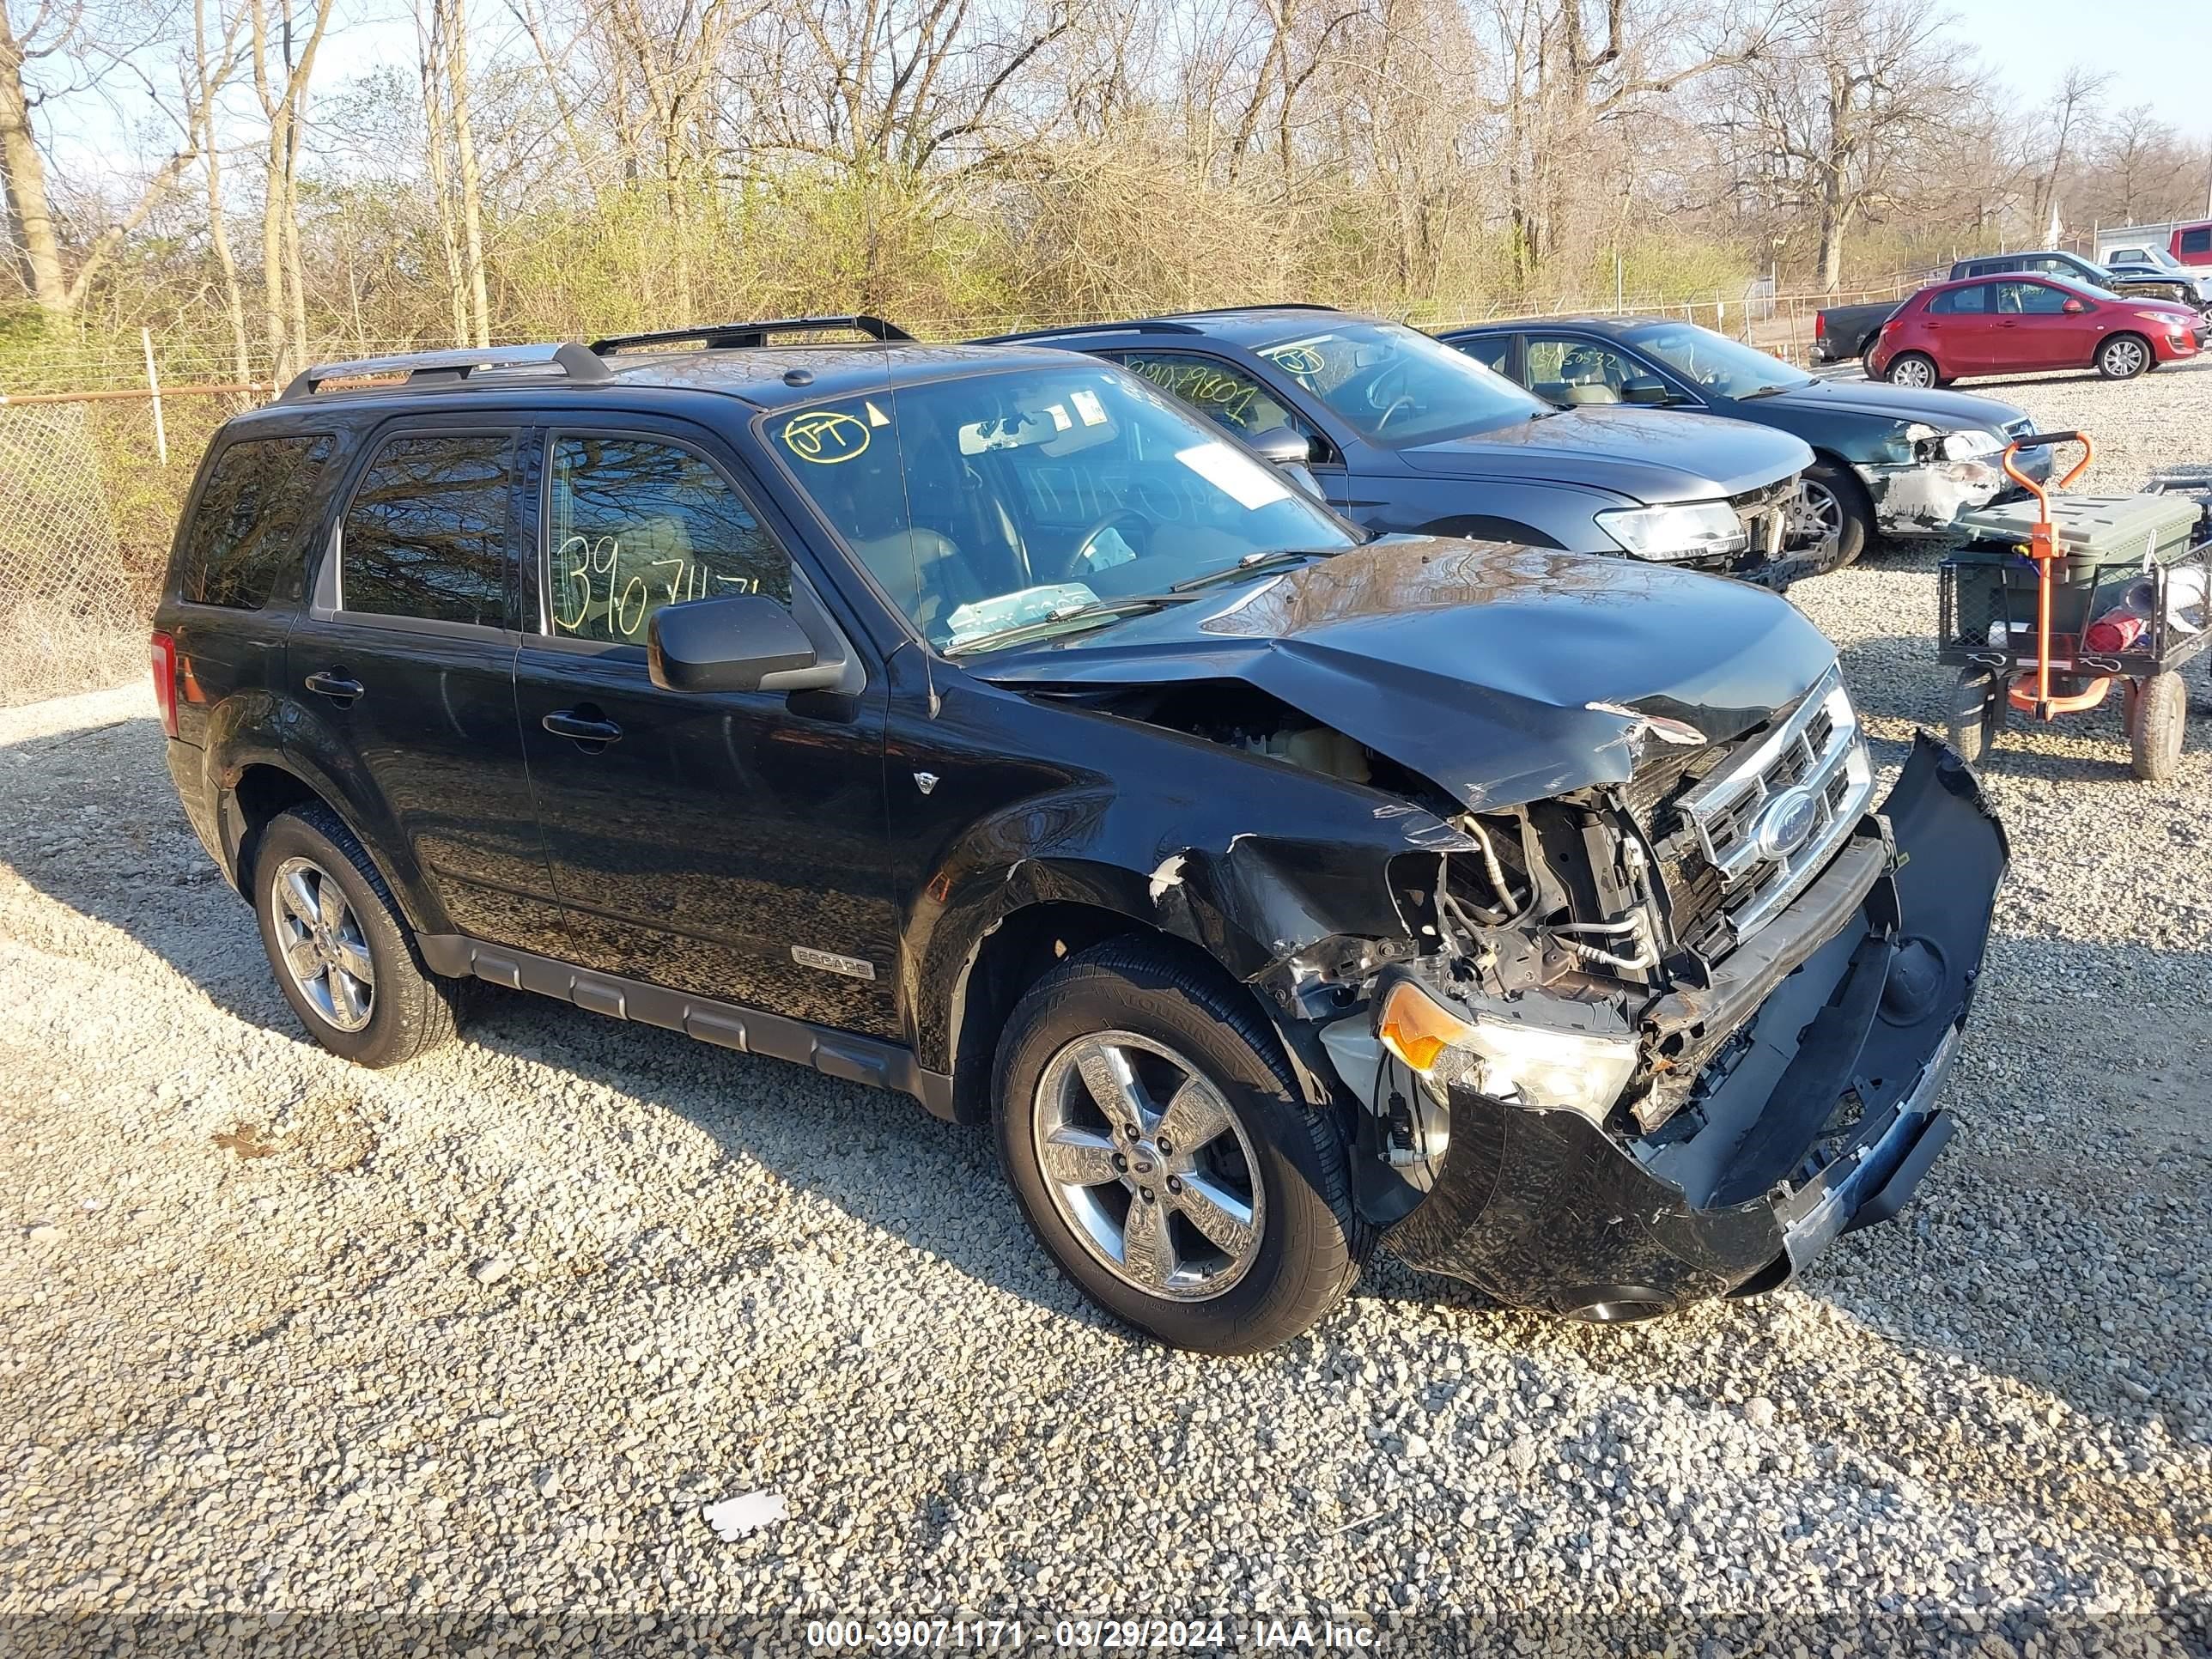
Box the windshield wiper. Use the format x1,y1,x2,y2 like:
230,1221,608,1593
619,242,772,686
942,594,1195,658
1735,383,1804,399
1169,547,1342,592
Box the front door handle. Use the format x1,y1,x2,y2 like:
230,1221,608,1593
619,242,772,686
303,671,364,702
542,709,623,746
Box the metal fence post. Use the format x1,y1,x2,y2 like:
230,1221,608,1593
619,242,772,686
142,329,167,466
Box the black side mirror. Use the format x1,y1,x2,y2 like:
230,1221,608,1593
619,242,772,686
648,593,834,694
1246,424,1320,469
1620,376,1672,406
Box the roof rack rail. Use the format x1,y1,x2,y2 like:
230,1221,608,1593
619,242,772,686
1164,302,1343,317
279,342,610,402
971,319,1204,345
589,316,915,354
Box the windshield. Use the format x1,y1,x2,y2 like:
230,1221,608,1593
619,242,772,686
1623,323,1812,398
770,363,1356,654
2039,270,2125,301
1249,320,1547,447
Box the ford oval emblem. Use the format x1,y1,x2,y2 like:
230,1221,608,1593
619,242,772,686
1753,787,1822,860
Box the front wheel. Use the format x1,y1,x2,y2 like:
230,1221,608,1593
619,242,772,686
1947,665,2007,764
993,939,1364,1353
1790,460,1874,568
2130,671,2185,781
1887,351,1940,388
2098,333,2153,380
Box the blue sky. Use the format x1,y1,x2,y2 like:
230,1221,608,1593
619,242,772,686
1948,0,2212,144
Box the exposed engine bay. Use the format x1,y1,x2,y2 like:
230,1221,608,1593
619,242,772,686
1091,663,1877,1144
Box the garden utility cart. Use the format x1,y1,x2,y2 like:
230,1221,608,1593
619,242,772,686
1937,433,2212,781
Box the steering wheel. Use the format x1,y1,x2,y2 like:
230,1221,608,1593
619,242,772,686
1042,509,1153,583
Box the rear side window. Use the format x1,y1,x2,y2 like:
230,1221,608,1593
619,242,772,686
180,434,336,609
2182,228,2211,256
1929,285,1989,315
340,434,515,628
545,435,792,645
1455,336,1512,374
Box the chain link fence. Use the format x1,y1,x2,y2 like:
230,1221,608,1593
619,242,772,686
0,399,141,707
0,386,252,708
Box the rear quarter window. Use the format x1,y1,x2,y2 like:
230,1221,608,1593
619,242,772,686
179,434,337,609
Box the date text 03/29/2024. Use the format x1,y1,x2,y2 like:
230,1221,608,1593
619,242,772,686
804,1618,1378,1650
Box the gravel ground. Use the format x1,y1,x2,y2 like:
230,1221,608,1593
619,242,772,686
3,361,2210,1657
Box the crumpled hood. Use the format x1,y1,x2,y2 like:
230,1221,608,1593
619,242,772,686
1395,406,1812,501
974,537,1838,810
1751,379,2030,434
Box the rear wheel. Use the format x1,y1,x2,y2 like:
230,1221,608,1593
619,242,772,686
993,938,1364,1354
1947,665,2007,764
252,803,461,1066
1790,460,1874,568
1887,351,1940,388
2098,333,2153,380
2130,671,2185,781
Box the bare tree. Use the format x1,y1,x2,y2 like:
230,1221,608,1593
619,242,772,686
1711,0,1979,293
2,0,232,317
416,0,489,346
247,0,338,379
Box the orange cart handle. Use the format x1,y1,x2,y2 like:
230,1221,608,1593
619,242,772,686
2001,430,2094,514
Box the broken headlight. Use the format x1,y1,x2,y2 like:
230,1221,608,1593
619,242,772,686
1595,500,1748,562
1376,978,1638,1125
1884,422,2004,465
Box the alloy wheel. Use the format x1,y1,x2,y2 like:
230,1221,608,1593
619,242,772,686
1787,477,1844,550
1031,1031,1265,1301
2105,338,2147,376
271,856,375,1032
1891,356,1935,387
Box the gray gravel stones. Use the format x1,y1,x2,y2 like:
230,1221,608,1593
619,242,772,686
1,361,2209,1651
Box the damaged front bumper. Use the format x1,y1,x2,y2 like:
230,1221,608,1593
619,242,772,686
1856,447,2052,539
1333,734,2006,1319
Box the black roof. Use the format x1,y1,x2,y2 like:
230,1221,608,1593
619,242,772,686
981,305,1351,350
1440,314,1682,338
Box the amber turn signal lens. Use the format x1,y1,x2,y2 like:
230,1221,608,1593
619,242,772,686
1376,979,1474,1074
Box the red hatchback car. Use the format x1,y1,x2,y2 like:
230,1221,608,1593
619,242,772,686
1870,272,2203,386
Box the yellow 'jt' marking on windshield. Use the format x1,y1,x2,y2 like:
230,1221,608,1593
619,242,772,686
1261,343,1325,377
783,410,871,464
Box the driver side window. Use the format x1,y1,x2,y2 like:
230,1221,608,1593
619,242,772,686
545,434,792,645
1526,337,1639,404
1113,352,1311,445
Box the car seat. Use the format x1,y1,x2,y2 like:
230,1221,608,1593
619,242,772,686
1557,346,1622,404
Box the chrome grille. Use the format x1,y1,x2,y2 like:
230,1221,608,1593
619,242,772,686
1674,665,1874,944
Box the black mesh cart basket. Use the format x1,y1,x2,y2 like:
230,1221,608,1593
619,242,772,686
1936,434,2212,781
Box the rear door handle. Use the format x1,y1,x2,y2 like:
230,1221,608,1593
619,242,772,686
303,671,364,702
542,709,623,746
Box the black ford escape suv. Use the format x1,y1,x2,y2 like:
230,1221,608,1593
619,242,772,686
155,319,2006,1353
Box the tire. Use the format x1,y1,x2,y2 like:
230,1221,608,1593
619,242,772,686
1887,351,1940,388
1791,460,1874,568
1946,665,2006,765
2130,671,2185,781
2098,333,2153,380
1859,344,1879,380
992,937,1365,1354
252,802,462,1066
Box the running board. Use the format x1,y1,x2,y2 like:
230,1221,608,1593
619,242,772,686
416,933,955,1120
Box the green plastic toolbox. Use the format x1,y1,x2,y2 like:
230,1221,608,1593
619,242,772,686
1945,494,2204,647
